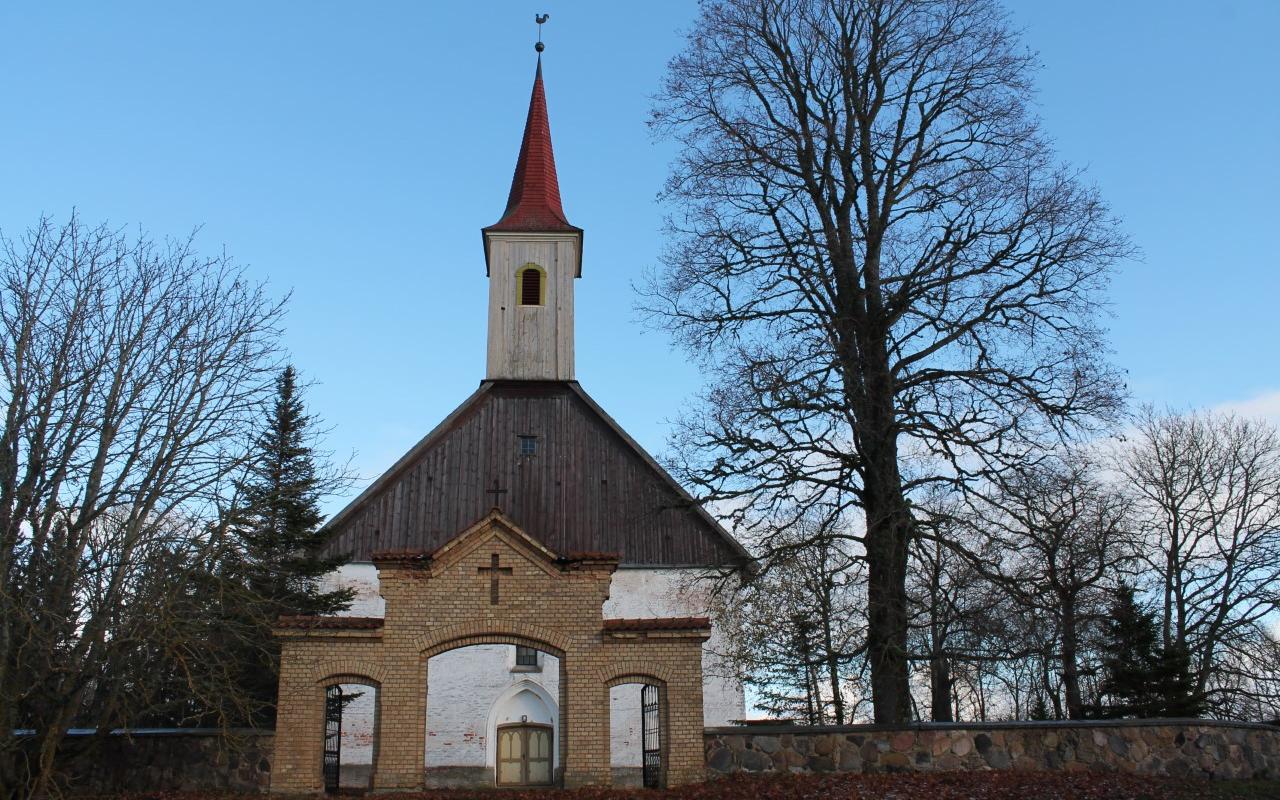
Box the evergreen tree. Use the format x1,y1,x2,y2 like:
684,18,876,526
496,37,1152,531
1093,584,1204,718
230,365,352,723
1028,693,1052,721
1151,641,1205,718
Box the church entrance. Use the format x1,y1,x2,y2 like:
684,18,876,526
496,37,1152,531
423,641,563,788
495,723,553,786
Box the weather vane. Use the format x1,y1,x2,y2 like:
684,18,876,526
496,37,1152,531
535,13,549,53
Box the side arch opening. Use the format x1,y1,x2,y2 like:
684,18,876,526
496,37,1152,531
317,676,381,793
605,675,667,789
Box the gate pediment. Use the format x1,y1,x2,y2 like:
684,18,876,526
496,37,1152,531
428,510,565,579
371,510,619,640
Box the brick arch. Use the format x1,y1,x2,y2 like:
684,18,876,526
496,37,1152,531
595,660,674,688
413,620,570,659
318,672,383,689
306,660,389,687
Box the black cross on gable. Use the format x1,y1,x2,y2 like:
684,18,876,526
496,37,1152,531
477,553,513,605
485,479,508,509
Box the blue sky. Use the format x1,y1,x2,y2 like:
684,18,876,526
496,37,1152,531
2,1,1277,514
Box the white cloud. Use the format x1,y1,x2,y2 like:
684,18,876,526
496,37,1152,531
1214,389,1280,428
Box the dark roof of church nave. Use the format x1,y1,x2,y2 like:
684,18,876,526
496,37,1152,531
322,380,750,567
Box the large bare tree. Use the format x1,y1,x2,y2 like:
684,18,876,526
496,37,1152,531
0,214,285,797
645,0,1128,720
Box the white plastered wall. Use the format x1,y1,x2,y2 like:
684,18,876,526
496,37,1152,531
424,645,561,769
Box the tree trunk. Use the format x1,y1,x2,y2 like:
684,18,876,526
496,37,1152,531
930,651,954,722
1041,657,1064,719
825,650,846,725
1061,600,1083,719
846,305,914,722
865,497,912,722
820,578,846,725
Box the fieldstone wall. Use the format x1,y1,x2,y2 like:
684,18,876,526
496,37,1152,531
705,719,1280,781
47,730,273,793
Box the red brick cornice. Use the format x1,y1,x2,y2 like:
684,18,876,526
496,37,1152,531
602,617,711,632
276,615,385,630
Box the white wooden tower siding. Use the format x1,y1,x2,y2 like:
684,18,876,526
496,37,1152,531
485,234,577,381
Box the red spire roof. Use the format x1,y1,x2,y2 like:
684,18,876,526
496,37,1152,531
485,59,580,234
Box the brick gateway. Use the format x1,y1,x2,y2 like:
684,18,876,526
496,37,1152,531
270,510,711,792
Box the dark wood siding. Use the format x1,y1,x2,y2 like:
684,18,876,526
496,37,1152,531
325,381,743,566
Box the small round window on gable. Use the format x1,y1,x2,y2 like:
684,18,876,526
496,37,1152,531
518,265,544,306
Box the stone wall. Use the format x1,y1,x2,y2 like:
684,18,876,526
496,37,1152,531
49,730,273,793
704,719,1280,781
36,719,1280,793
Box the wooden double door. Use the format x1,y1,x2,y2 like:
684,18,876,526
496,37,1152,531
496,723,553,786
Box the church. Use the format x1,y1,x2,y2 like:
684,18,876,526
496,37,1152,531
270,51,751,793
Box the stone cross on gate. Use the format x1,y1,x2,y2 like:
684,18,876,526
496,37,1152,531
477,552,512,605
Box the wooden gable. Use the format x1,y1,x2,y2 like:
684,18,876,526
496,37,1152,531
323,381,750,567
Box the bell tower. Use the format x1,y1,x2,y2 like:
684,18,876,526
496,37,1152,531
482,54,582,382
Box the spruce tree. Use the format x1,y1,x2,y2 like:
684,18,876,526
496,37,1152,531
231,365,352,723
1151,641,1205,718
237,365,352,616
1094,584,1204,718
1095,584,1160,717
1028,693,1052,721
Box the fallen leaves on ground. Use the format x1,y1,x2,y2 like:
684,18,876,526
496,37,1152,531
92,772,1280,800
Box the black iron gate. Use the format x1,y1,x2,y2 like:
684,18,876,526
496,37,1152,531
323,684,343,793
641,683,661,788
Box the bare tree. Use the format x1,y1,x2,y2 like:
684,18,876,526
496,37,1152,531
906,514,1010,721
1121,408,1280,716
0,213,285,797
645,0,1128,720
706,516,866,723
954,453,1131,718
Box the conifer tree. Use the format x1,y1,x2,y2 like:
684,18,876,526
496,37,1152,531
1094,584,1204,718
230,365,352,723
236,365,351,616
1029,693,1052,721
1095,584,1160,717
1152,641,1205,718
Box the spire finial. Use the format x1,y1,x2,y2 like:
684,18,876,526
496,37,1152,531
535,13,549,53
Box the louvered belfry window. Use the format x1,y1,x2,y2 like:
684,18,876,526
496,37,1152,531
519,267,542,306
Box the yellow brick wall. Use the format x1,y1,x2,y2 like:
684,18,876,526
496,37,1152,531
270,512,709,792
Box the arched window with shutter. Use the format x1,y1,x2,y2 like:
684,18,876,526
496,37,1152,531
517,265,544,306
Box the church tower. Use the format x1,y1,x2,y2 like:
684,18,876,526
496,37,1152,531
307,43,749,792
482,57,583,381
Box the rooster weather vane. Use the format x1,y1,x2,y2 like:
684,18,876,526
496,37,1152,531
535,13,549,53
